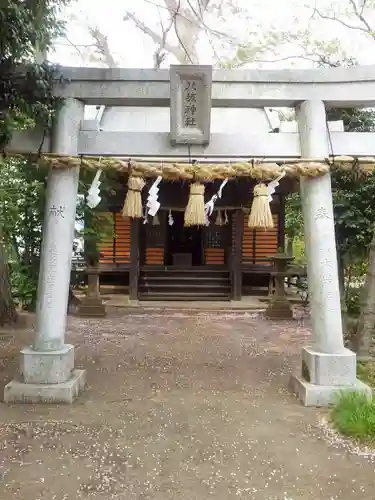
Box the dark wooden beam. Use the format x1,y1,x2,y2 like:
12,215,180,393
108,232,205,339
232,209,244,300
129,218,140,300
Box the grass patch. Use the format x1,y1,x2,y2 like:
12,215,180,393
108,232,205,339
331,392,375,441
357,361,375,387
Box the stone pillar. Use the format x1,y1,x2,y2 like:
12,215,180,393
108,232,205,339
290,100,371,406
4,98,86,404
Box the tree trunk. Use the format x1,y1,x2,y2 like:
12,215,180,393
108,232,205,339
354,222,375,359
0,237,18,326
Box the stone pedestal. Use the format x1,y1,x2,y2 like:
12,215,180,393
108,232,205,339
290,347,371,406
4,371,86,404
5,346,86,404
290,100,371,406
78,268,106,317
78,297,106,317
3,98,86,404
266,297,293,319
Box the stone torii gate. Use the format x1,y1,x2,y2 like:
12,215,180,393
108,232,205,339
4,64,375,406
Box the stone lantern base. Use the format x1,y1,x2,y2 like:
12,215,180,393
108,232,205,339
77,297,106,317
77,267,106,317
265,297,293,319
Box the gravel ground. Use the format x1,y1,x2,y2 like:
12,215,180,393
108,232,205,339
0,308,374,499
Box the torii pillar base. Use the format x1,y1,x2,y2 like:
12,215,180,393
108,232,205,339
4,370,86,404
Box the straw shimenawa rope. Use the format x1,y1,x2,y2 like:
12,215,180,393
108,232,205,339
44,157,330,180
9,153,375,179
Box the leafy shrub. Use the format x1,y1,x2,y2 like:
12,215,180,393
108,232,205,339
344,285,363,317
9,262,38,311
292,237,306,266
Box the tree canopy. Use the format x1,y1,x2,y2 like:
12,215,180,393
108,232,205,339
0,1,69,148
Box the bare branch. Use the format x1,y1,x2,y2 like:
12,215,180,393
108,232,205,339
348,0,374,33
232,53,329,68
202,0,211,9
56,35,87,58
312,6,370,33
142,0,237,42
172,0,195,63
312,1,375,40
154,6,174,68
88,26,118,67
124,8,188,63
187,0,223,64
124,11,171,49
360,0,369,16
164,0,179,11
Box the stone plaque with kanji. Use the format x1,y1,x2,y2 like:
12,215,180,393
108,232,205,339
169,65,212,145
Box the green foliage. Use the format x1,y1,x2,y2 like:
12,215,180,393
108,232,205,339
0,1,70,148
10,262,39,310
292,236,305,265
0,1,69,61
284,192,303,239
0,157,48,308
333,169,375,258
331,392,375,441
329,108,375,133
78,209,114,267
344,285,363,317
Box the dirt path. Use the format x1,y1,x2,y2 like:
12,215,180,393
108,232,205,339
0,310,374,499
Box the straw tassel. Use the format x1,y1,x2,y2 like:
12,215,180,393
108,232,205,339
248,183,274,229
152,214,160,226
122,176,145,218
184,182,206,226
215,209,224,226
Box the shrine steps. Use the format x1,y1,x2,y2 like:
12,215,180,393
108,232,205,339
138,268,231,301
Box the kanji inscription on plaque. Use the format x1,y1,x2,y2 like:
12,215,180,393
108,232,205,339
183,80,198,128
170,65,212,145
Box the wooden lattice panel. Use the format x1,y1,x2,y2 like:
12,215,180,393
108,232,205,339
99,213,115,262
242,214,278,265
205,247,225,265
114,213,131,263
145,247,164,265
99,212,131,264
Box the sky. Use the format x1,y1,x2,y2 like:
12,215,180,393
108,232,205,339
50,0,375,70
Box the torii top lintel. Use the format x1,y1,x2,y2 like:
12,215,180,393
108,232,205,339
53,64,375,108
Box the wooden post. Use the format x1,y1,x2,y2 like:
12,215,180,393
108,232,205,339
231,209,244,300
129,218,140,300
278,194,285,251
